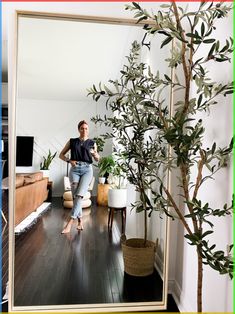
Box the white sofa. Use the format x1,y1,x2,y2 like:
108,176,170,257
63,176,95,209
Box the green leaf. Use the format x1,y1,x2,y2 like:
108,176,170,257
132,2,141,10
211,142,216,154
193,40,202,45
186,33,201,39
215,58,227,62
136,16,148,23
228,244,233,252
160,36,173,48
197,94,203,107
203,39,216,44
224,90,233,96
201,22,205,37
208,42,216,58
220,42,229,53
210,244,216,250
158,30,170,36
202,230,214,238
164,74,172,82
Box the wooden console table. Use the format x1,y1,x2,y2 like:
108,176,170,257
97,183,110,206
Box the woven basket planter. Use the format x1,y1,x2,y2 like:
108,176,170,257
121,237,156,277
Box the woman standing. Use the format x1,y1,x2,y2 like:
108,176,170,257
59,120,100,233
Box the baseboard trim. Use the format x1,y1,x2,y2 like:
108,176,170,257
154,252,164,280
168,279,194,312
167,279,175,294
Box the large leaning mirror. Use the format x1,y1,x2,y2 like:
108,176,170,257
9,10,172,312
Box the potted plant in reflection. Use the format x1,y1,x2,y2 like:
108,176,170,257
89,41,168,276
107,154,127,209
97,155,115,184
40,149,57,179
89,1,233,308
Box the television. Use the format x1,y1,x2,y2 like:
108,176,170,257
16,136,34,167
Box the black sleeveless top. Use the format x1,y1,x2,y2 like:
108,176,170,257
70,138,95,164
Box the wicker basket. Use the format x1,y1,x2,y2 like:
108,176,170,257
121,237,156,277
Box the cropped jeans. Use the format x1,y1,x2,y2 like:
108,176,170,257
69,161,93,219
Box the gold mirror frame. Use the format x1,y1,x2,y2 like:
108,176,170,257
8,10,172,312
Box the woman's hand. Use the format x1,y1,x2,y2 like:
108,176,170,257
90,143,100,162
70,160,77,167
91,150,100,162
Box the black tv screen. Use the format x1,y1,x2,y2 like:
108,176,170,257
16,136,34,166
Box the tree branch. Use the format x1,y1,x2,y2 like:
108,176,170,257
163,185,193,236
193,149,205,199
172,2,191,118
180,164,199,232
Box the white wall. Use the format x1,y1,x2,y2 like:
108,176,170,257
15,97,112,196
6,1,164,197
5,1,233,312
171,3,233,312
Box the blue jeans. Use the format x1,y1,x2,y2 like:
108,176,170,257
69,162,93,219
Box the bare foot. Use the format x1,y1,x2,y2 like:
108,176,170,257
61,226,71,234
77,220,84,231
61,219,74,234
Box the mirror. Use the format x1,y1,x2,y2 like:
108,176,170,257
10,10,172,312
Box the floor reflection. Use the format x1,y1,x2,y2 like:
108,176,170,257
14,197,163,306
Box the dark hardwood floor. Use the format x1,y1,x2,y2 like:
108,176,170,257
4,196,178,311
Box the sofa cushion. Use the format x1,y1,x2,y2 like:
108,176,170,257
15,176,24,188
28,172,43,181
23,177,36,185
16,172,44,186
16,172,43,181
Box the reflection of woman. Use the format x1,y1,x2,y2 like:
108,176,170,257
59,120,100,233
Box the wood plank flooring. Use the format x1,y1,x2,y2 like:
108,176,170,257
13,197,175,309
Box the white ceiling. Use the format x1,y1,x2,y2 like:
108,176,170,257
2,2,163,102
17,16,145,101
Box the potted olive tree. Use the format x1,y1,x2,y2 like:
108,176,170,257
89,42,167,276
89,1,233,311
